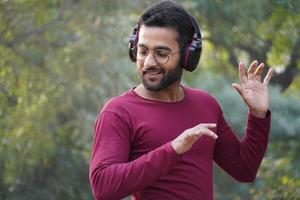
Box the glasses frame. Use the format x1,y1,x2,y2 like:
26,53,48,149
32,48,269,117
131,45,180,65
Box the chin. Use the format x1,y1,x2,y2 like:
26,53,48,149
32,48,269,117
142,82,163,91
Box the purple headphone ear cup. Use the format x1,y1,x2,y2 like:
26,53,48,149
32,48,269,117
181,46,201,72
128,25,139,62
128,40,136,62
180,15,202,72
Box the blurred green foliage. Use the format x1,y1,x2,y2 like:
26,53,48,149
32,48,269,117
0,0,299,199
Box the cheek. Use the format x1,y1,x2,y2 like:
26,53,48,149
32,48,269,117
136,60,143,69
165,56,180,70
136,61,144,74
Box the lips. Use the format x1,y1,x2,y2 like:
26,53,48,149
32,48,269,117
143,69,162,79
145,71,161,75
143,68,163,75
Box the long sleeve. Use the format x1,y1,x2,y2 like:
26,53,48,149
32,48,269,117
213,109,271,182
89,111,180,200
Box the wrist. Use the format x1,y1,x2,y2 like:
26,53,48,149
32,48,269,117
171,141,182,155
250,110,267,118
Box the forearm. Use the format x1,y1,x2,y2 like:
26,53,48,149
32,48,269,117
89,142,180,200
214,111,271,182
239,110,271,180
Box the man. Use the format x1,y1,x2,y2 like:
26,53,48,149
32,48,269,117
89,1,273,200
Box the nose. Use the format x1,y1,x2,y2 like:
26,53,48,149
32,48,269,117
143,52,157,67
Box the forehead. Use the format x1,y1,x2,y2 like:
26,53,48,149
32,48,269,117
138,25,179,50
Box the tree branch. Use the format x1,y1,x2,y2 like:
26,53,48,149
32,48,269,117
271,39,300,91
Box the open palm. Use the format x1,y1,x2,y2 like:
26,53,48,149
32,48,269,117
232,61,273,118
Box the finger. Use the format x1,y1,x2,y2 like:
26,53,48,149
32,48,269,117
263,68,273,86
247,60,258,80
238,62,248,84
196,129,218,139
232,83,243,97
191,123,216,132
254,62,265,82
197,123,217,128
187,129,203,137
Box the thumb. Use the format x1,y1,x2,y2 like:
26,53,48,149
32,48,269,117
232,83,243,97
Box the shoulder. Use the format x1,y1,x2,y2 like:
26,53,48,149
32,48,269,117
101,90,134,113
184,86,223,120
184,86,219,105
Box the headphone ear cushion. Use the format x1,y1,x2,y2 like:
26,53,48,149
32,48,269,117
180,46,189,69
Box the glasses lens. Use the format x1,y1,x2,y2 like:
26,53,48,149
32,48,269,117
132,46,171,64
154,49,170,64
135,46,147,61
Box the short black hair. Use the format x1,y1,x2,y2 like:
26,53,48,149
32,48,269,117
138,0,194,51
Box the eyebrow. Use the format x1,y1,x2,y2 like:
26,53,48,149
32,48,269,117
138,44,171,51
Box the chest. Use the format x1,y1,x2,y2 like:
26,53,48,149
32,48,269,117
128,105,218,160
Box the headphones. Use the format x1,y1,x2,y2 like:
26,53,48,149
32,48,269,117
128,14,202,72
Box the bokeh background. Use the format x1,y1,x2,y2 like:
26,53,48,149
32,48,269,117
1,0,300,199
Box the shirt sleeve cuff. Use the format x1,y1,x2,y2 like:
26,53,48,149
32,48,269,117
247,110,271,138
249,110,271,121
166,142,181,160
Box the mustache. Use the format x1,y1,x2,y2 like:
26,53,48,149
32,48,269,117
142,66,165,74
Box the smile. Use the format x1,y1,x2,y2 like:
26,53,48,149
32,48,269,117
145,71,161,75
143,68,163,75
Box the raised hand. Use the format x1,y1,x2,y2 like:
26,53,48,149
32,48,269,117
232,60,273,118
171,123,218,155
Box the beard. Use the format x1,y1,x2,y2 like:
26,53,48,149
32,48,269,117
139,63,183,91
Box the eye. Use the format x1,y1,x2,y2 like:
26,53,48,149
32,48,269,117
137,47,148,56
155,49,169,58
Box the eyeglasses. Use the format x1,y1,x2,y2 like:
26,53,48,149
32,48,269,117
131,45,179,65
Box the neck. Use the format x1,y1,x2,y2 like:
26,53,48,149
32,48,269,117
135,82,184,102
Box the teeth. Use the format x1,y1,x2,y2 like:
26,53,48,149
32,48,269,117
148,72,160,75
145,70,161,74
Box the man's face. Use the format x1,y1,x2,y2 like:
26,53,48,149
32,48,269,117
136,25,182,91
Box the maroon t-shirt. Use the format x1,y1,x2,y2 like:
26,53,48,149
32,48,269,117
89,86,271,200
